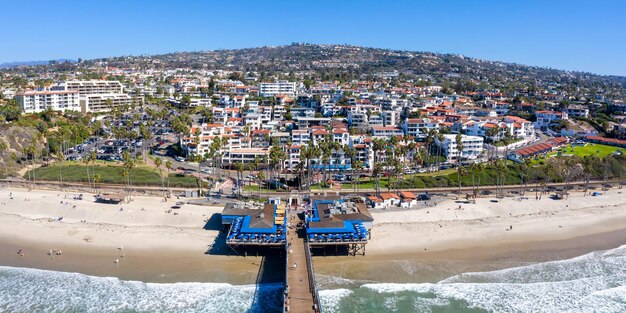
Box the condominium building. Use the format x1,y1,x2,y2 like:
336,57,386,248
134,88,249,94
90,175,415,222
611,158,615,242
223,148,270,165
534,110,568,130
403,118,440,139
79,94,138,113
370,126,404,138
17,90,80,113
436,134,484,161
51,80,124,94
259,81,296,97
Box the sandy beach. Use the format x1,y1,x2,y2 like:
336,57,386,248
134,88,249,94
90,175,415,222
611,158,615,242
0,186,625,285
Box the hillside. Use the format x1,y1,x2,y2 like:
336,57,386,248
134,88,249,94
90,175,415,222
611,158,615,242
91,43,626,92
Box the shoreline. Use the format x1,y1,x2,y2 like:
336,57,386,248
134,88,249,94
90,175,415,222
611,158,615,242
0,187,625,285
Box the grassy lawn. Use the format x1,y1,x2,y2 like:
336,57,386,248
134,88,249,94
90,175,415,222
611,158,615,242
243,185,278,193
27,163,199,188
548,143,621,158
532,143,622,165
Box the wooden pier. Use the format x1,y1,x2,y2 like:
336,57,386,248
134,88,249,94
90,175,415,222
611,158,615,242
285,210,321,313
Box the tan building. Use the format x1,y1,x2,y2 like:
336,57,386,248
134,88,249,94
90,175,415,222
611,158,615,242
79,93,141,113
51,80,124,94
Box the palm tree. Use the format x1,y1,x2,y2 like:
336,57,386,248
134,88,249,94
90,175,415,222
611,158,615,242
495,160,508,198
83,152,92,191
89,150,97,192
165,160,173,194
57,150,65,186
93,173,102,195
155,157,164,195
455,133,464,192
373,163,383,196
257,171,265,199
234,162,244,199
435,132,445,168
122,151,135,201
353,160,364,193
469,163,479,197
294,161,305,192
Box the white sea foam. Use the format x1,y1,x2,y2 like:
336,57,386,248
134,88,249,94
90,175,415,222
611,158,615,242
440,244,626,284
318,288,352,313
0,266,282,313
359,244,626,313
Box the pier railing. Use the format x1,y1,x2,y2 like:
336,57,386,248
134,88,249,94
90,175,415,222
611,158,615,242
304,240,322,313
283,235,289,313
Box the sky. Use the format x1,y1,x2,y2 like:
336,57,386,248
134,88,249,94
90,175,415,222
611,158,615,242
2,0,625,76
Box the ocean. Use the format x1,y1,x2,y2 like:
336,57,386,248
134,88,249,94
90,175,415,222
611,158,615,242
1,244,626,313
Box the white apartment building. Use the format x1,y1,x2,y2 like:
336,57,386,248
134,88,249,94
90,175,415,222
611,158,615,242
291,130,311,145
51,80,124,94
17,90,80,113
80,94,138,113
223,148,269,165
348,112,369,129
382,110,400,127
534,110,568,130
259,81,296,97
46,80,137,113
403,118,440,139
565,104,589,118
370,126,404,138
436,134,484,162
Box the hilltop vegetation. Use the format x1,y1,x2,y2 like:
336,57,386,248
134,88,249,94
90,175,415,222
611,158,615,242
3,44,625,99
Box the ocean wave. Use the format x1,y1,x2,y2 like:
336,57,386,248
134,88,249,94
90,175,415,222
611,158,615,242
440,244,626,284
318,289,352,313
0,266,282,313
355,244,626,312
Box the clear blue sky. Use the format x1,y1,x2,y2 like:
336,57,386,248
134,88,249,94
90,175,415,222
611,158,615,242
3,0,625,76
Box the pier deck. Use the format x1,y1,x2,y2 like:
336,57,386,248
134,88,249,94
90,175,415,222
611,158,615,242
286,211,319,313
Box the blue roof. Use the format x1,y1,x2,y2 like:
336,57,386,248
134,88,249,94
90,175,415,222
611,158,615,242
239,215,277,234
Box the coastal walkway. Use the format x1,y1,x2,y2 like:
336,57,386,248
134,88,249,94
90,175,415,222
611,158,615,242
285,210,320,313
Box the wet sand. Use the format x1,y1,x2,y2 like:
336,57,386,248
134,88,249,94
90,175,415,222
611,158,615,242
314,227,626,286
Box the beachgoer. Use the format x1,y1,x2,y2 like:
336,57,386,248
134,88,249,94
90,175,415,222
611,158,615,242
293,262,297,269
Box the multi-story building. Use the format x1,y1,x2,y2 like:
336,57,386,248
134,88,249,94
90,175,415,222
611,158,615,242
17,90,80,113
259,81,297,97
45,80,138,113
223,148,269,165
565,104,589,118
370,126,404,138
403,118,440,140
534,110,568,130
436,134,484,161
291,129,311,145
348,112,369,129
382,110,400,127
79,94,138,113
51,80,124,94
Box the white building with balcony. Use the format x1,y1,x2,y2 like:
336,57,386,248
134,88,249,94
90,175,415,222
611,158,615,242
436,134,484,162
259,81,296,97
17,90,80,113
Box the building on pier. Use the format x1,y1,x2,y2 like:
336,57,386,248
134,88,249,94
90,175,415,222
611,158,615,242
304,196,374,256
221,202,287,253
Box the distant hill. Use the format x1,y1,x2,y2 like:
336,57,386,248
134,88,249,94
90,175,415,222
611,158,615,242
0,59,76,68
89,43,625,89
3,44,625,94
